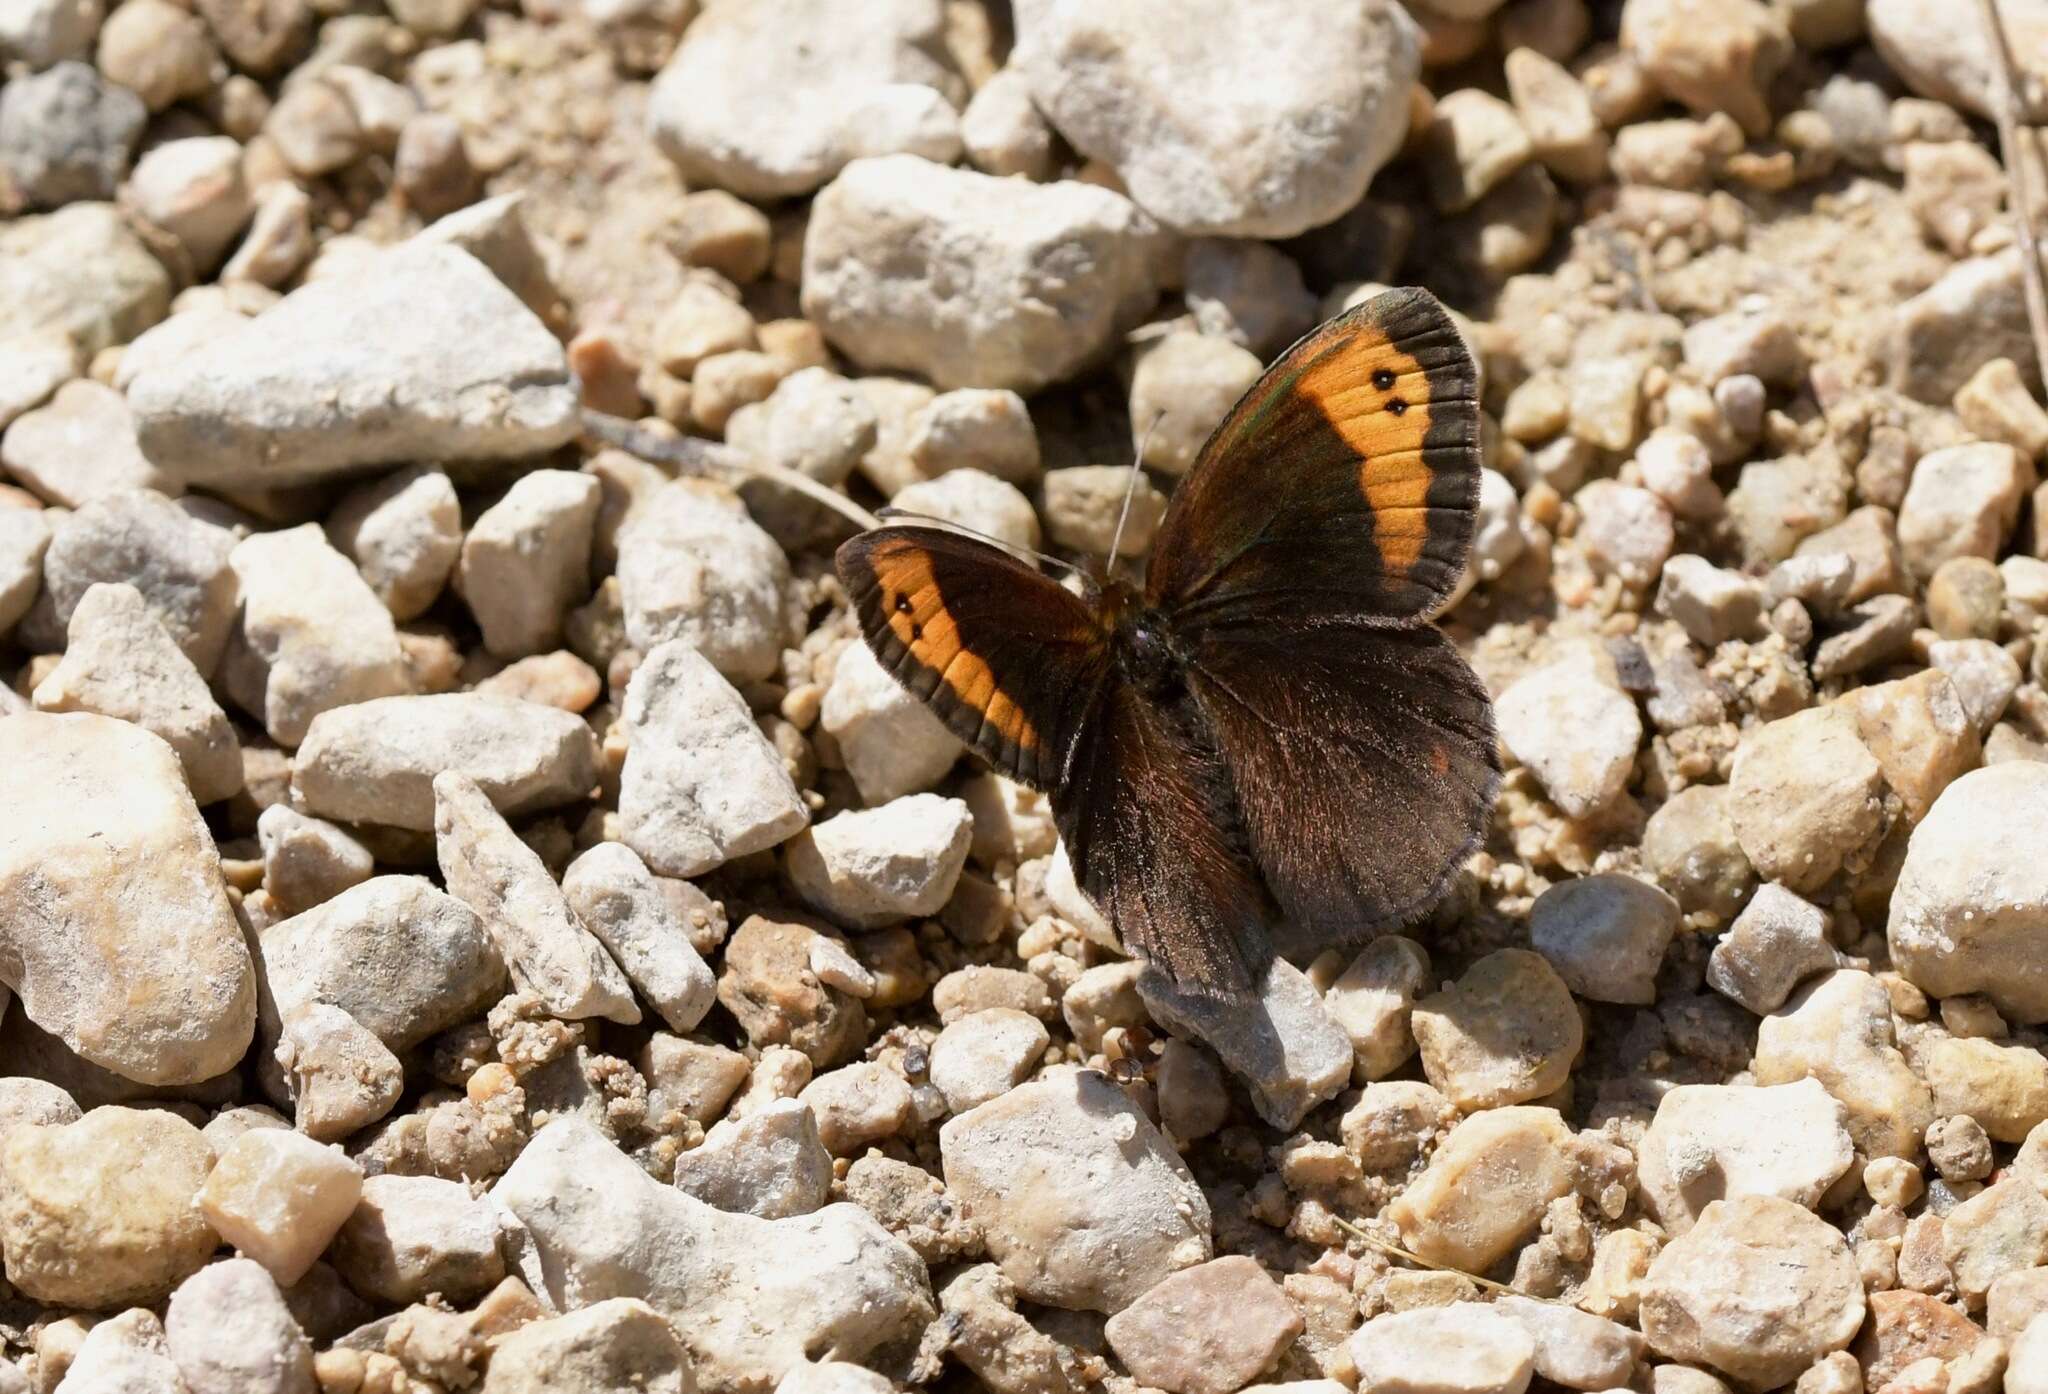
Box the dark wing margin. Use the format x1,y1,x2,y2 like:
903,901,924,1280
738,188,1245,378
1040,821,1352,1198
1145,286,1482,626
835,526,1110,790
1183,618,1500,963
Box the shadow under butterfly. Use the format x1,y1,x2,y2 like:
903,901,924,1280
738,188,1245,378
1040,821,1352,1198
837,286,1502,1001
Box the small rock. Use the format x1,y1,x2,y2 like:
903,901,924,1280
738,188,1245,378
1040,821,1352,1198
0,1106,218,1308
889,470,1042,551
960,67,1056,180
198,1128,364,1287
1867,0,2048,122
2,378,171,507
1129,332,1265,478
456,470,601,659
1924,1036,2048,1143
1423,89,1534,213
1639,1194,1863,1389
648,0,962,199
1891,763,2048,1024
222,524,410,747
32,580,241,803
617,480,790,684
36,487,236,675
436,770,639,1024
1347,1302,1536,1394
492,1118,935,1390
221,183,314,288
1885,249,2041,404
727,367,877,546
1927,557,2006,641
1141,958,1353,1129
0,203,169,356
0,0,103,67
0,711,253,1084
1495,647,1642,819
563,842,717,1033
293,693,601,831
1529,874,1679,1005
905,387,1040,487
1504,47,1610,184
129,244,578,490
1012,0,1421,237
1620,0,1790,135
1492,1293,1644,1391
1182,239,1318,356
820,640,966,805
672,1097,833,1219
1156,1039,1231,1142
1754,969,1934,1159
1658,555,1765,646
1842,667,1979,824
1705,882,1841,1013
480,1298,693,1394
0,330,79,434
1942,1177,2048,1304
1644,783,1755,918
275,1000,404,1141
264,77,362,177
672,189,774,283
333,1173,505,1305
940,1069,1211,1312
786,793,973,929
930,1008,1051,1114
1104,1256,1304,1394
1385,1106,1583,1272
1637,432,1724,519
1929,637,2021,734
164,1258,315,1394
256,805,372,914
1897,442,2033,581
1726,704,1885,895
619,640,809,878
798,1061,916,1154
717,916,868,1068
803,156,1161,394
1860,1289,1988,1390
51,1308,185,1394
127,136,253,275
1323,935,1431,1083
0,61,144,207
1636,1079,1854,1234
1412,949,1582,1111
1041,465,1169,556
1957,356,2048,458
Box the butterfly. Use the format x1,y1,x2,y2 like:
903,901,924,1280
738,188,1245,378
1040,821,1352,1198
836,287,1501,995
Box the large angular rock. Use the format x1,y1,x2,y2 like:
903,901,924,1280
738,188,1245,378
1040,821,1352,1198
492,1119,935,1394
616,480,791,685
293,693,601,831
128,244,579,489
1012,0,1422,238
1891,762,2048,1023
1636,1080,1854,1235
940,1069,1211,1313
0,61,144,208
649,0,963,199
803,156,1163,394
0,712,253,1085
618,640,809,878
562,842,718,1033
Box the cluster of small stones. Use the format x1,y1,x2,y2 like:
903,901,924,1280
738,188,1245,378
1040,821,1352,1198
8,0,2048,1392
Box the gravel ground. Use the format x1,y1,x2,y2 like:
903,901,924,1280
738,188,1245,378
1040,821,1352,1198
5,0,2048,1391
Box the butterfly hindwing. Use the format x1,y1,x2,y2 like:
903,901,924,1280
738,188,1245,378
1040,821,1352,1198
1145,286,1482,626
1179,618,1498,962
835,527,1110,789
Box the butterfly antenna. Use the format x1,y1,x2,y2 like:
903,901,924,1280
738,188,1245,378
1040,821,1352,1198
873,505,1086,580
1106,412,1165,567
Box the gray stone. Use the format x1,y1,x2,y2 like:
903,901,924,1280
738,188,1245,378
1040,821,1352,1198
648,0,963,199
1140,958,1352,1129
1706,882,1841,1014
456,470,601,659
128,244,579,490
1013,0,1421,237
562,842,718,1033
1528,873,1679,1005
0,61,143,207
616,480,791,685
292,693,601,831
672,1097,833,1219
618,640,809,878
803,156,1163,394
326,466,463,622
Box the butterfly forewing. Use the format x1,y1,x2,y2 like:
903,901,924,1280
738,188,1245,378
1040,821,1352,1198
836,526,1111,789
1145,286,1482,625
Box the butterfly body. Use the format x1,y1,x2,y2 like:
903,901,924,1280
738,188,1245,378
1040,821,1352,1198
838,287,1501,995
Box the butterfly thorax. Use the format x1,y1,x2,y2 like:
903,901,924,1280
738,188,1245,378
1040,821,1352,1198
1104,583,1183,699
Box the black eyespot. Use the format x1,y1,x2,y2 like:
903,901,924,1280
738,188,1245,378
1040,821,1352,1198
908,623,923,641
1387,398,1407,416
893,594,912,613
1372,369,1396,390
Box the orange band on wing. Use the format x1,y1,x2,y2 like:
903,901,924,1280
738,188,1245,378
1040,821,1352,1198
869,542,1042,754
1294,342,1437,575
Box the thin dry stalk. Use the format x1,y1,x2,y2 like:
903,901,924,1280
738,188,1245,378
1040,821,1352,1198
1329,1213,1522,1298
579,408,882,532
1977,0,2048,388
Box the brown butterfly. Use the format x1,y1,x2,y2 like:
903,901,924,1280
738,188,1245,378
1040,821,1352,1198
836,287,1500,995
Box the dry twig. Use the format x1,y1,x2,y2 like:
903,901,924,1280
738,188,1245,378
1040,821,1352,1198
1329,1214,1522,1298
1976,0,2048,386
579,408,882,532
